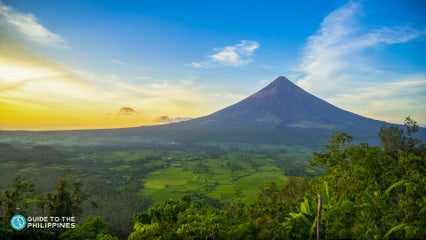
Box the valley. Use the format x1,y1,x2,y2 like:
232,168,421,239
0,141,314,237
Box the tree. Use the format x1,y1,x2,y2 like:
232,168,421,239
0,176,35,239
47,171,88,218
379,116,425,159
59,216,117,240
1,176,35,225
0,173,98,240
129,195,192,240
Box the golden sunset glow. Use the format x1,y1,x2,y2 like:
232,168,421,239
0,22,210,130
0,49,207,130
0,55,208,130
1,1,425,130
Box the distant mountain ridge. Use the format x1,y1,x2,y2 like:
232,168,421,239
2,76,424,147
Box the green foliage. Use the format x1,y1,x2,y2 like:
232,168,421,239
59,216,117,240
306,117,426,239
47,171,89,218
379,124,405,159
0,172,117,240
379,116,425,158
129,195,193,240
0,176,37,239
129,178,310,240
310,132,353,171
1,175,35,224
384,223,421,240
287,195,317,237
126,117,424,239
95,233,119,240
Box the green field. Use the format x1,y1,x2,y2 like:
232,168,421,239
141,155,289,202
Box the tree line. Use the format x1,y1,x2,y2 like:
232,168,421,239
0,171,118,239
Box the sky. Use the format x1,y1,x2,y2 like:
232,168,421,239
0,0,425,130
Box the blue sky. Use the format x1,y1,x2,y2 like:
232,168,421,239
0,0,425,129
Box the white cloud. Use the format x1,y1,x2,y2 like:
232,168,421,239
190,40,260,68
325,75,426,124
0,2,66,47
297,1,423,92
295,1,426,123
154,115,192,124
189,62,206,68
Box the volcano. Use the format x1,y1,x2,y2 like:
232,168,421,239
151,76,386,145
185,76,382,130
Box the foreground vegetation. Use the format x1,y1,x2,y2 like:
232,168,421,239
128,117,425,239
1,117,425,239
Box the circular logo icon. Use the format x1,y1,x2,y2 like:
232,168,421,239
10,214,26,230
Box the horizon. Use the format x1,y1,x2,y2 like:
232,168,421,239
1,0,425,130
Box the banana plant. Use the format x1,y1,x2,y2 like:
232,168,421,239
288,195,317,238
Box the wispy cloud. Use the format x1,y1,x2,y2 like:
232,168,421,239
295,1,426,123
297,1,423,92
325,74,426,124
190,40,260,68
0,1,66,47
111,59,128,65
154,115,192,124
